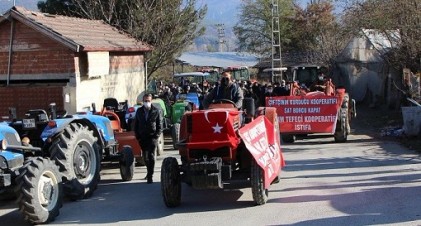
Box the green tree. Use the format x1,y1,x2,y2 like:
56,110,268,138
234,0,346,65
37,0,207,78
291,0,347,64
233,0,295,56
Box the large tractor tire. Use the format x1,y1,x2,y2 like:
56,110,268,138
334,93,350,143
16,157,63,224
171,123,180,150
50,123,101,200
161,157,181,207
250,159,268,205
157,133,165,156
119,146,135,181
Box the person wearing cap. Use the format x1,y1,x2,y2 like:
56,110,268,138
203,71,244,109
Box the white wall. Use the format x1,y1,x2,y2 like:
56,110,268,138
73,71,145,113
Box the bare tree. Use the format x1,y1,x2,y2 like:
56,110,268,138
342,0,421,72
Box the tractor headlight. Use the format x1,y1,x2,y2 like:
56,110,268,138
0,139,7,151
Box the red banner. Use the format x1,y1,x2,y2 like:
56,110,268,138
238,116,284,189
266,93,340,134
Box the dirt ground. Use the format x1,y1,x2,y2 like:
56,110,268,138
352,103,421,153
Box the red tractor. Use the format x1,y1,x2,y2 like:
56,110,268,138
161,99,285,207
265,66,356,143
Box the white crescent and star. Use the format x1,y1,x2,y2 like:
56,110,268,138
204,110,229,124
212,123,223,133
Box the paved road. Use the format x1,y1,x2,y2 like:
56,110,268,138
1,132,421,226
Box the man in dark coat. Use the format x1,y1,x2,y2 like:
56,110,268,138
202,72,244,109
134,93,163,184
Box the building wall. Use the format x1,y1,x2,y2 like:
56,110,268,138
0,20,146,115
334,36,401,107
0,86,64,118
0,20,75,81
72,53,145,114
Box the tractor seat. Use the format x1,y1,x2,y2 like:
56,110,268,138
103,98,119,111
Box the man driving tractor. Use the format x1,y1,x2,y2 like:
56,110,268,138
203,71,244,109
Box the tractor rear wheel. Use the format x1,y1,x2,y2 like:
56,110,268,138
161,157,181,207
157,133,165,156
16,157,63,224
250,159,268,205
171,123,180,150
334,93,350,143
50,123,101,200
119,146,135,181
281,134,296,143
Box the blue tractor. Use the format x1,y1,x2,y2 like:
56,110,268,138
0,123,63,224
6,104,134,201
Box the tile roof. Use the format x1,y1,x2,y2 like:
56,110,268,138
2,6,152,52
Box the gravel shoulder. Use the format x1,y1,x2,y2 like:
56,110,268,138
351,104,421,153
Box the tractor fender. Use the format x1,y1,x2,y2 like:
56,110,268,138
40,115,114,148
0,124,20,141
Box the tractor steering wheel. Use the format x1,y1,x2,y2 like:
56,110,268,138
212,99,236,107
56,110,68,119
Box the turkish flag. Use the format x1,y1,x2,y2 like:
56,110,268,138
188,109,240,150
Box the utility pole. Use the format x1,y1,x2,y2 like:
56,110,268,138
271,0,283,82
215,23,225,52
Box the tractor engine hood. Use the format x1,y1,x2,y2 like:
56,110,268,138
183,109,241,151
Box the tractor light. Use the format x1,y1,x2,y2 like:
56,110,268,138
0,139,7,151
48,120,57,128
128,107,135,113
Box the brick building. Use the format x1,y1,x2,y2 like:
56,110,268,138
0,7,152,117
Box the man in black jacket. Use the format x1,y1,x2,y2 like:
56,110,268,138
203,72,244,109
134,93,163,184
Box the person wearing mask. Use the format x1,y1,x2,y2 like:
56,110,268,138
203,72,244,109
134,93,163,184
273,80,290,96
310,73,327,92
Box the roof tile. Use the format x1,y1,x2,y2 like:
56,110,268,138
12,6,152,52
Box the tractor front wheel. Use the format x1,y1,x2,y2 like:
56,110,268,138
50,123,101,200
16,157,63,224
119,146,135,181
161,157,181,207
171,123,180,150
250,160,268,205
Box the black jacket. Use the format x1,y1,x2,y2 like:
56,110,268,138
203,83,244,109
134,104,163,141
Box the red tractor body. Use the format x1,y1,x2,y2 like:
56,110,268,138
161,102,285,207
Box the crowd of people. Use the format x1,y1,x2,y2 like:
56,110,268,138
152,72,293,110
135,71,330,183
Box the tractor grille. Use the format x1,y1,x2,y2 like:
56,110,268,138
189,147,230,159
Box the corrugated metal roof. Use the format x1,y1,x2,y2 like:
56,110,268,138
362,29,400,54
178,52,259,68
1,6,152,52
